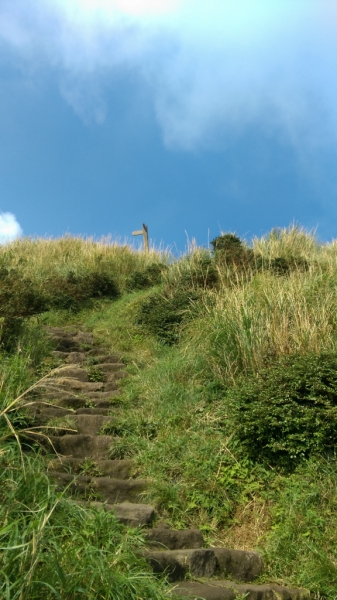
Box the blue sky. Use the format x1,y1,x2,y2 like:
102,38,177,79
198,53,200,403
1,0,337,250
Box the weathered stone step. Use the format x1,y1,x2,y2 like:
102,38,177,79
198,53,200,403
65,352,86,364
145,528,204,550
85,391,121,399
51,472,149,503
71,415,111,435
52,351,71,360
212,548,263,583
93,363,126,373
144,548,217,582
87,350,120,361
48,457,135,478
44,378,103,393
89,355,122,364
75,408,111,415
47,367,89,382
26,404,74,419
53,395,113,414
46,327,77,338
76,500,155,526
144,547,263,583
50,337,82,352
48,434,112,459
173,581,310,600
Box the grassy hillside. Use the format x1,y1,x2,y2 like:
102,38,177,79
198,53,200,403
1,227,337,598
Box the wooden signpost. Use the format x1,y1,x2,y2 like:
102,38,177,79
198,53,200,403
132,223,149,252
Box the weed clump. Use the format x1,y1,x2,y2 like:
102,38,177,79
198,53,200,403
125,263,166,291
210,233,254,270
136,289,200,344
227,352,337,469
45,271,119,310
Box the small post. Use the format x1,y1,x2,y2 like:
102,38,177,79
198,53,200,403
132,223,149,252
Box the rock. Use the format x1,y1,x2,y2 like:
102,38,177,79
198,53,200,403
49,434,113,459
143,549,217,582
47,367,89,382
104,381,119,392
75,408,111,415
75,501,155,526
93,363,126,373
45,379,103,393
213,548,263,582
173,581,310,600
72,332,94,345
146,528,204,550
51,473,149,503
51,351,70,359
48,458,135,478
72,415,111,435
65,352,86,365
112,502,155,526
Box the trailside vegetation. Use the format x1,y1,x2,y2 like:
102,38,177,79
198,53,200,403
1,227,337,598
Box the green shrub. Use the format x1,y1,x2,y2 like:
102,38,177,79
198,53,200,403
255,255,309,276
227,352,337,469
125,263,166,291
45,270,119,310
0,270,47,350
210,233,254,270
136,289,200,344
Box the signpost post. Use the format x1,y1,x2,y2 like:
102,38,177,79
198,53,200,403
132,223,149,252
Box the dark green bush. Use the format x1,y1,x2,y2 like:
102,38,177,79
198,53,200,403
136,289,200,344
177,255,218,290
0,270,47,349
227,352,337,469
45,271,119,310
210,233,254,270
126,263,166,291
255,255,309,276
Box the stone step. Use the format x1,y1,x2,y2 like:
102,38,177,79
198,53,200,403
44,378,103,393
85,391,121,399
143,547,263,583
93,363,126,373
212,548,263,583
106,371,127,382
144,548,217,582
67,415,111,435
48,457,135,478
173,581,310,600
104,381,121,392
75,408,111,415
72,332,94,346
46,327,77,338
26,404,74,419
87,350,120,361
51,472,149,503
145,528,204,550
65,352,87,364
52,351,71,360
89,355,122,364
48,434,113,459
51,338,82,352
46,367,89,382
76,500,155,526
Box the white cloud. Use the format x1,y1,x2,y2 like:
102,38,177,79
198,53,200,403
0,213,23,244
0,0,337,152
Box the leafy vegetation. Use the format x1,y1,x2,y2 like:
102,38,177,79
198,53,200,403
2,227,337,598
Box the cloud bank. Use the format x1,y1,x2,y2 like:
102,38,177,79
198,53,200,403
0,213,23,244
0,0,337,151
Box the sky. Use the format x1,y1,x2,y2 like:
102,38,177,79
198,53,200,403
1,0,337,249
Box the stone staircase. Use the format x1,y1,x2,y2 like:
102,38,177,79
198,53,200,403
26,327,310,600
